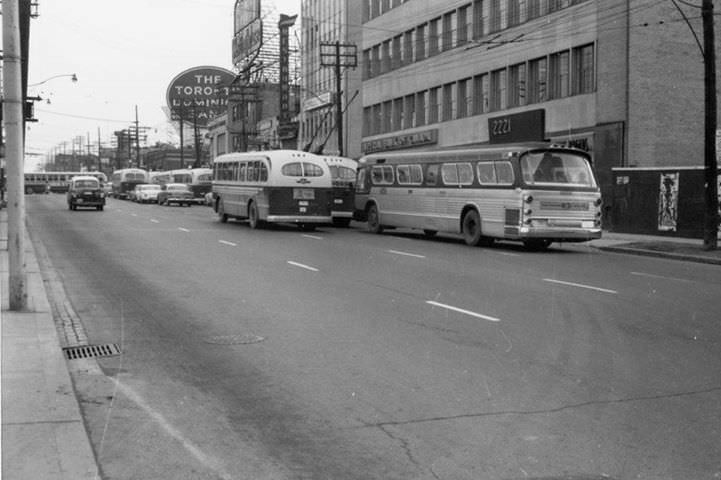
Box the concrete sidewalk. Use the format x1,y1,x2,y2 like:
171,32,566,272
1,210,99,479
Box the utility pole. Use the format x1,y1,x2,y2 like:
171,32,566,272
97,127,102,172
702,0,719,250
320,41,357,157
3,0,27,310
135,105,141,168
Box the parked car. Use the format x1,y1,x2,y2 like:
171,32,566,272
133,184,163,203
66,176,106,211
157,183,194,206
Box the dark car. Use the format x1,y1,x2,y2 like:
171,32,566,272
157,183,194,206
66,176,106,211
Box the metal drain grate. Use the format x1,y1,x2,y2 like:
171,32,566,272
204,334,265,345
63,344,122,360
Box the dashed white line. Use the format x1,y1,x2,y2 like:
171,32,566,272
387,249,426,259
631,271,691,283
287,261,319,272
426,301,501,322
150,219,160,223
219,240,237,247
543,278,618,294
131,213,138,217
178,227,190,232
301,234,323,240
493,251,520,257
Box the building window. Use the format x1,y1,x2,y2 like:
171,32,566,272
442,82,456,121
491,68,507,111
381,40,391,74
472,0,484,39
415,90,427,126
549,0,569,12
472,73,489,115
416,24,426,61
573,43,595,94
363,49,372,80
509,62,526,107
371,45,380,77
527,0,545,18
489,0,505,33
458,78,471,118
382,101,392,133
428,17,440,56
403,30,414,65
392,35,402,70
528,56,548,103
373,104,382,135
457,6,469,45
442,11,456,51
404,94,415,129
429,86,440,123
363,107,372,136
393,97,403,131
550,50,570,99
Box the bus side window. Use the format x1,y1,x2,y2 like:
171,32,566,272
425,164,439,186
477,162,496,184
259,162,268,182
495,161,515,185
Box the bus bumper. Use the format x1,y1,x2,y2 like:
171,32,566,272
518,226,602,242
266,215,333,224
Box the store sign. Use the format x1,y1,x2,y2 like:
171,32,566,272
166,66,235,127
488,109,545,144
362,129,438,154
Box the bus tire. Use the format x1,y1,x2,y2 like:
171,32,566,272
367,204,383,234
461,209,483,246
248,201,261,229
217,199,228,223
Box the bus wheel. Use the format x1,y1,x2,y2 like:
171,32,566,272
462,210,483,246
524,239,551,251
217,199,228,223
248,201,262,229
367,204,383,234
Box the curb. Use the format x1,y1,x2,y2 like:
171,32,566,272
596,245,721,266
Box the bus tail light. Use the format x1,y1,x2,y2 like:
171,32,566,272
524,195,533,204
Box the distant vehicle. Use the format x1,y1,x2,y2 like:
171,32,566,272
24,171,107,194
354,143,602,250
157,183,194,206
212,150,333,230
320,156,358,227
132,184,162,203
66,175,106,211
148,171,172,186
111,168,148,199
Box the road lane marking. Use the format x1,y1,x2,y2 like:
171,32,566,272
543,278,618,294
426,301,501,322
287,261,319,272
631,271,692,283
178,227,190,232
131,213,138,217
219,240,237,247
387,249,426,259
301,234,323,240
150,219,159,223
493,251,520,257
109,379,234,480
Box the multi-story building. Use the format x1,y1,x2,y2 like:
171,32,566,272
298,0,363,157
360,0,720,228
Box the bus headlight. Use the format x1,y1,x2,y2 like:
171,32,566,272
594,198,602,207
524,195,533,204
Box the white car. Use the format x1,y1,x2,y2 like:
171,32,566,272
133,184,163,204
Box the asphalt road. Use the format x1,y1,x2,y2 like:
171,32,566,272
26,194,721,480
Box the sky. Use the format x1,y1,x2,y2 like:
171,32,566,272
22,0,300,171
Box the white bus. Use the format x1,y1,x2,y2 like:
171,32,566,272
212,150,333,230
320,156,358,227
24,171,107,194
110,168,148,199
354,144,602,250
169,168,213,199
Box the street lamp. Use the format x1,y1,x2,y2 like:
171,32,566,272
28,73,77,87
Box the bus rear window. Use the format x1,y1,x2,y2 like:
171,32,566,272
282,162,324,177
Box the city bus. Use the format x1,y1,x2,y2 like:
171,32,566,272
110,168,148,199
24,171,107,194
148,171,171,186
169,168,213,200
320,156,358,227
212,150,333,230
354,144,602,250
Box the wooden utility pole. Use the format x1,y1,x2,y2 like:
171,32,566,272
3,0,27,310
702,0,719,250
320,41,357,157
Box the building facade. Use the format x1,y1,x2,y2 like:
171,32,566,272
298,0,363,157
359,0,720,227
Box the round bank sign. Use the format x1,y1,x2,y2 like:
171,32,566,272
166,66,236,127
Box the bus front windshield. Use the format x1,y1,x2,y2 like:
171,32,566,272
521,151,596,187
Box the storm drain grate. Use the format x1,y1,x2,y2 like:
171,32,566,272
204,334,265,345
63,344,122,360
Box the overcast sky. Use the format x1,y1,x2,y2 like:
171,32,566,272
22,0,300,171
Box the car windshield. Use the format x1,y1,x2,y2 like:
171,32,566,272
168,185,189,191
520,151,596,187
